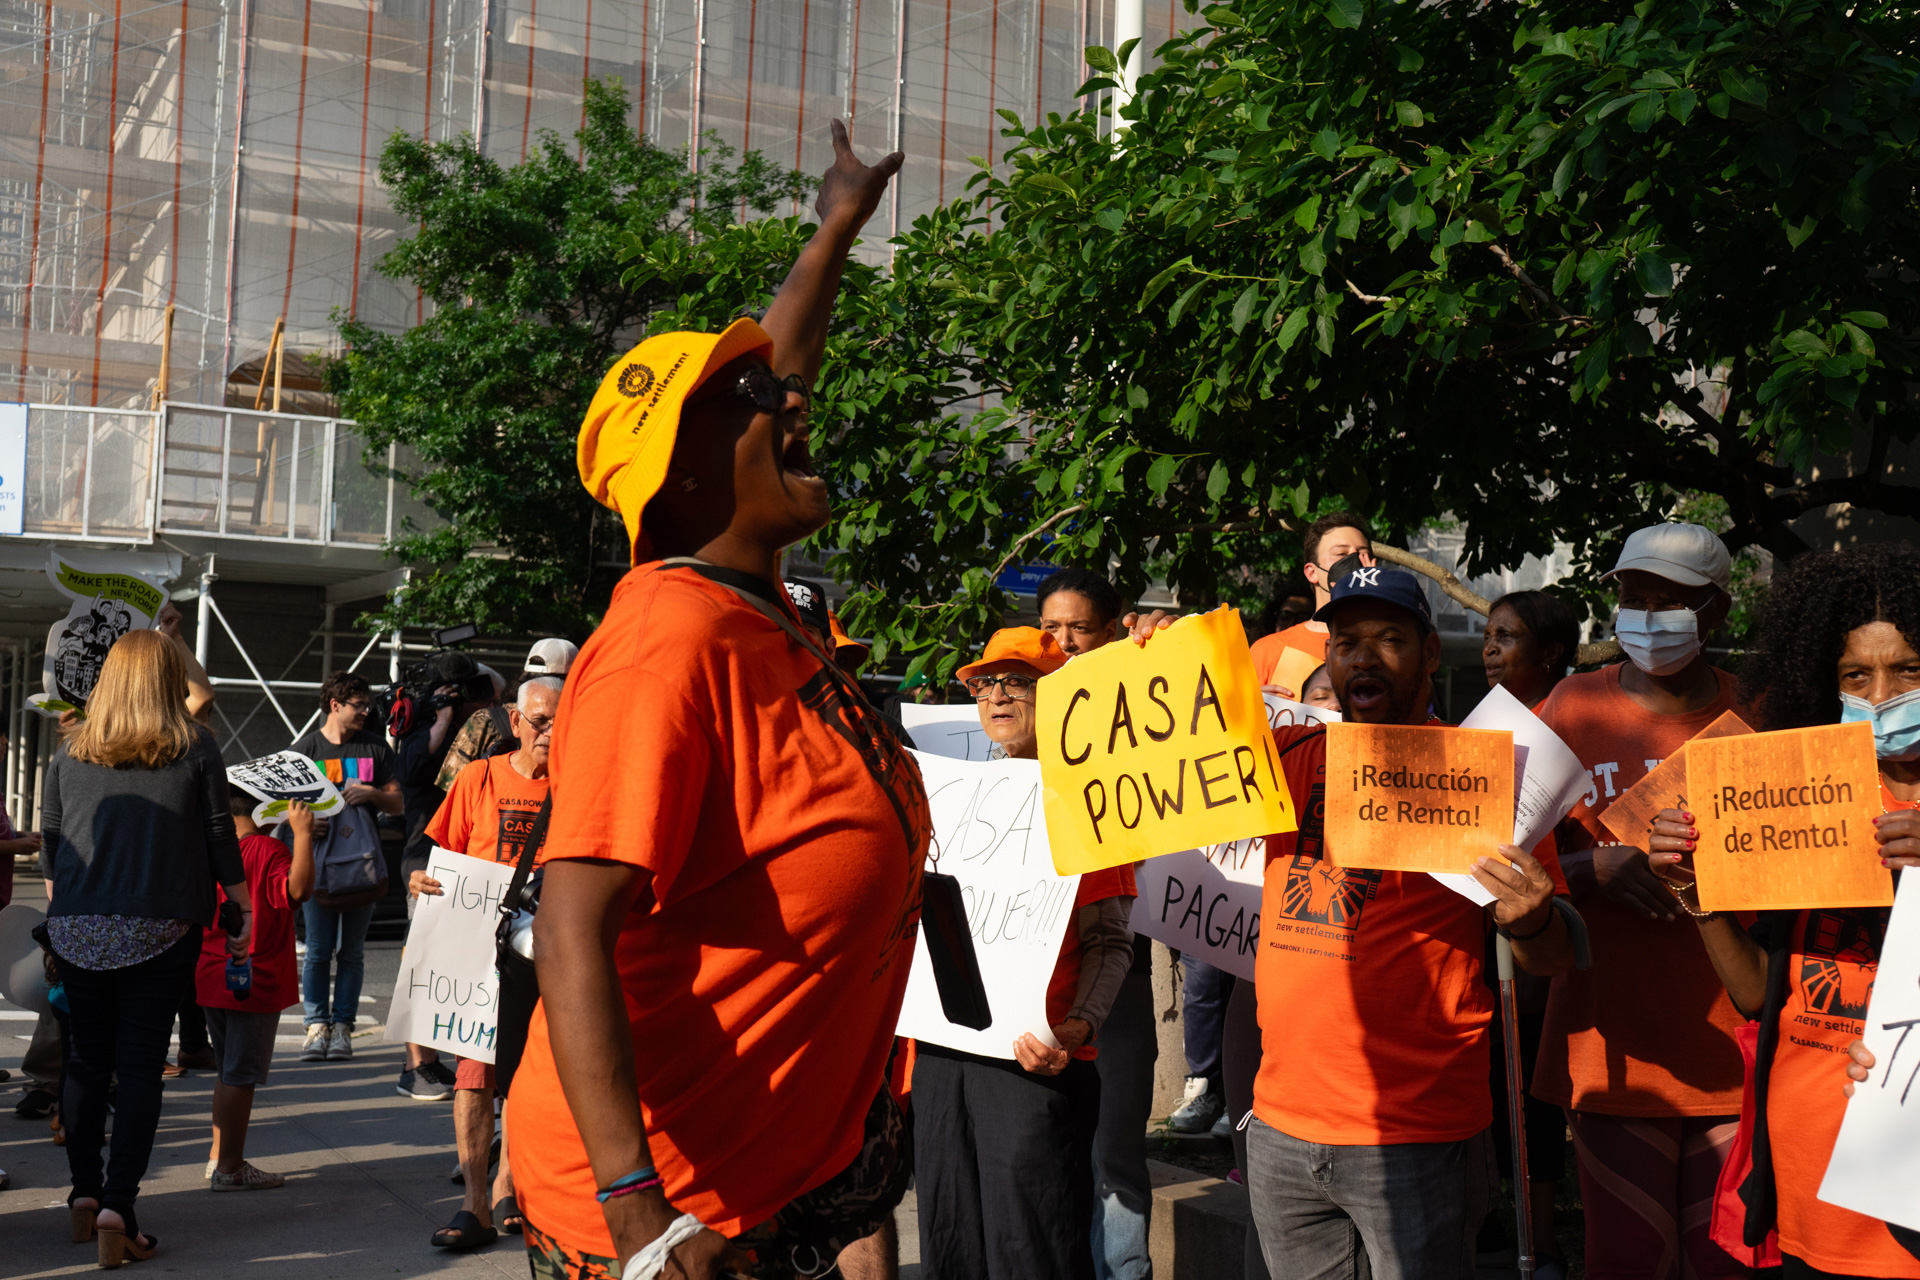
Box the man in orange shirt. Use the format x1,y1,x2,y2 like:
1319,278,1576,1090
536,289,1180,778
412,674,562,1251
1531,523,1756,1280
1249,512,1373,698
1243,565,1573,1279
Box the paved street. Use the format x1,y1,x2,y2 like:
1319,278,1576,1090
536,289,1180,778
0,873,924,1278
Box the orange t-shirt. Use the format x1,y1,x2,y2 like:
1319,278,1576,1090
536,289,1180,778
1765,783,1919,1277
425,754,550,866
1250,622,1328,689
1532,664,1749,1116
1252,723,1567,1146
506,564,931,1250
1046,864,1138,1060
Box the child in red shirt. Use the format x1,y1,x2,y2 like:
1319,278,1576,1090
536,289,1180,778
196,796,314,1191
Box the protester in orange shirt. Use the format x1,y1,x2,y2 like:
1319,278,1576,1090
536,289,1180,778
1032,568,1160,1280
1650,545,1920,1280
507,121,927,1280
412,674,561,1251
1153,565,1572,1278
1532,523,1757,1280
913,626,1137,1280
1248,512,1373,697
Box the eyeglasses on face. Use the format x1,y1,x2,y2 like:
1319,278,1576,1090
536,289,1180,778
518,714,555,737
966,673,1036,701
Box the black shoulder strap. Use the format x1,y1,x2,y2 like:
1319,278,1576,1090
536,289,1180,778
497,792,553,942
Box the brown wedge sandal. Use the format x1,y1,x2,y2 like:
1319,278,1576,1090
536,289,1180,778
95,1210,156,1268
68,1196,97,1243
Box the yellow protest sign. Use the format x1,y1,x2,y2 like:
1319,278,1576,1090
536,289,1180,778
1322,722,1516,872
1687,721,1893,912
1037,607,1297,874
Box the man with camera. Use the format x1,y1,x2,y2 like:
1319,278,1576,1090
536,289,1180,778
287,672,401,1065
393,651,502,1100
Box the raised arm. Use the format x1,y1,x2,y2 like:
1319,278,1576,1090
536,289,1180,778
758,119,902,388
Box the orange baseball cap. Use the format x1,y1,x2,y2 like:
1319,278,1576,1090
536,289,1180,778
576,317,774,562
828,611,869,661
954,626,1068,683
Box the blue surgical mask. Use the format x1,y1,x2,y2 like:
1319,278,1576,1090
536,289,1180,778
1839,687,1920,761
1614,609,1701,677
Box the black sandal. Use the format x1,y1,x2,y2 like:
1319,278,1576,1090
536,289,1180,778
430,1210,497,1251
493,1195,523,1236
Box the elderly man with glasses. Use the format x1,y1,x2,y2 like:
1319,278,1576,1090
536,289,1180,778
913,627,1138,1280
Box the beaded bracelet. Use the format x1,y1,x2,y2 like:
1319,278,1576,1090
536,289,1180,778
596,1168,659,1204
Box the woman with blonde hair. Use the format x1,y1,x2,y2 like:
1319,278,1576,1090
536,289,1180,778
40,628,251,1267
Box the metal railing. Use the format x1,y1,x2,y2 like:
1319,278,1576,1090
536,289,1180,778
19,401,434,546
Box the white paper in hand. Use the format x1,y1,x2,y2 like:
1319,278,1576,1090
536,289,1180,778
1817,872,1920,1233
1430,684,1589,908
899,703,995,761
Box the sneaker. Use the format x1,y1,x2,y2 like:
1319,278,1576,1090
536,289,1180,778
300,1025,330,1062
210,1161,286,1192
1167,1075,1224,1133
1210,1111,1234,1141
205,1158,215,1180
14,1087,56,1119
420,1059,458,1090
326,1024,352,1061
398,1067,453,1102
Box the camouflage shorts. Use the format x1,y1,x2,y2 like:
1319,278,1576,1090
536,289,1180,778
525,1086,910,1280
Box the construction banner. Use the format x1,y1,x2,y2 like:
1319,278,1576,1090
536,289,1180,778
1687,722,1892,911
1322,722,1516,873
1036,607,1296,875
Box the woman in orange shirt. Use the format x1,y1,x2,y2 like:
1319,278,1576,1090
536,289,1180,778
1648,544,1920,1280
507,123,929,1280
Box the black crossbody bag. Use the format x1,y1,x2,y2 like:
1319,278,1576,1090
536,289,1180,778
491,792,551,1098
663,558,991,1032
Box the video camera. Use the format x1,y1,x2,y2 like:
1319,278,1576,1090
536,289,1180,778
377,647,496,739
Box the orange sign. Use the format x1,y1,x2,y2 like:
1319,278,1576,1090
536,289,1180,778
1270,647,1321,700
1686,721,1893,912
1322,722,1516,872
1600,711,1754,851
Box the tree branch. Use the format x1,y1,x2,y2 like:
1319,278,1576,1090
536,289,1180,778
1485,243,1590,325
988,504,1086,585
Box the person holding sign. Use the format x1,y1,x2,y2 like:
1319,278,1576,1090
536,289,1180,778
1530,523,1758,1280
1232,566,1571,1280
1646,544,1920,1279
1036,568,1160,1280
1248,512,1373,698
413,674,563,1251
511,120,927,1280
915,626,1137,1280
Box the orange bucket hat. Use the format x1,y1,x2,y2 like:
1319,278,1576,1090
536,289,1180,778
576,317,774,562
955,626,1068,683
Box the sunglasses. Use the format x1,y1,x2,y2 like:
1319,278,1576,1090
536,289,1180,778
699,367,812,415
966,673,1037,701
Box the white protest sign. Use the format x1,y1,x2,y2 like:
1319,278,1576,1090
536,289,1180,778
900,703,994,761
1132,837,1264,981
0,402,24,536
384,849,511,1063
28,549,169,717
226,751,345,826
1263,690,1340,732
1818,874,1920,1232
1430,684,1590,907
895,750,1080,1058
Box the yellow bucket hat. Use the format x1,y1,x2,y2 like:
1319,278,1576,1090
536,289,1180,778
576,317,775,563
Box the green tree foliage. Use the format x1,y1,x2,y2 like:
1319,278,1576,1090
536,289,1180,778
329,79,816,635
830,0,1920,680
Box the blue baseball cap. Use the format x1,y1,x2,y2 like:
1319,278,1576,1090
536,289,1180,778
1313,565,1434,631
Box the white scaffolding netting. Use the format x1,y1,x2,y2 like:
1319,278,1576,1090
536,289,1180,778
0,0,1204,412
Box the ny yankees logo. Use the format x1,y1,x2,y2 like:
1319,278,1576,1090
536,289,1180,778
1348,567,1380,588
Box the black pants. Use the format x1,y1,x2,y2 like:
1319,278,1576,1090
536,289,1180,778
58,931,200,1216
914,1044,1100,1280
175,983,208,1056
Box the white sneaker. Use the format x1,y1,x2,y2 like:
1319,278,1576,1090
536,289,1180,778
327,1024,352,1060
300,1025,329,1062
1167,1075,1224,1133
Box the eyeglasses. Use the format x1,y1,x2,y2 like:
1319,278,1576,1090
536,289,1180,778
702,367,811,415
518,714,555,737
965,673,1037,701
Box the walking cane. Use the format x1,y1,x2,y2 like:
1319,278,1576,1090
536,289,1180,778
1498,898,1591,1280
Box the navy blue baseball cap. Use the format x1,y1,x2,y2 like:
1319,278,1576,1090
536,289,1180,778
1313,564,1434,631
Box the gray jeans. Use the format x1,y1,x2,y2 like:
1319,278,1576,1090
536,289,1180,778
1245,1116,1492,1280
